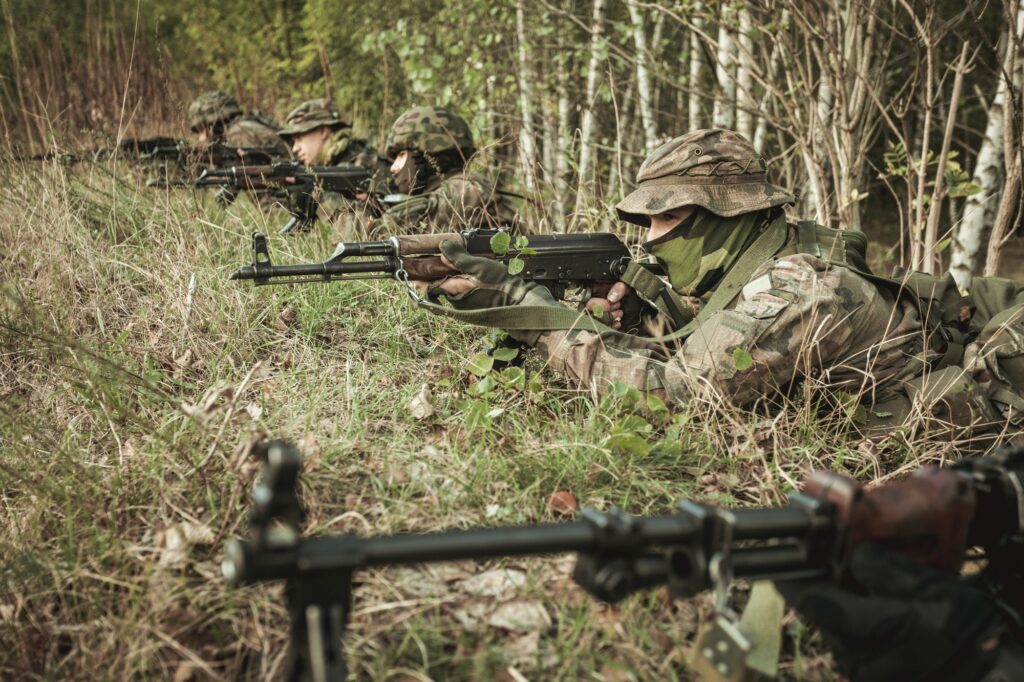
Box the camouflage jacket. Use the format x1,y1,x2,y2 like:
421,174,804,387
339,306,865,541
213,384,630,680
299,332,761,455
373,170,516,236
526,225,1024,437
225,114,286,153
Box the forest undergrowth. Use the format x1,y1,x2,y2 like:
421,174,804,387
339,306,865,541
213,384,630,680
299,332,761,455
0,161,971,680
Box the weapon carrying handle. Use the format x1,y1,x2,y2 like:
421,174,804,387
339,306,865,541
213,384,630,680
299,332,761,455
804,467,976,576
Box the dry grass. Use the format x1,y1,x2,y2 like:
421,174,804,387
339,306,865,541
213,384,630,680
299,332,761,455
0,160,966,680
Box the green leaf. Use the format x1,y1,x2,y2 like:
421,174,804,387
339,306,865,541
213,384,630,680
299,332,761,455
514,235,530,248
469,374,496,396
518,247,538,256
466,352,495,377
608,433,651,457
591,302,604,318
507,257,525,275
500,366,526,389
492,347,520,362
732,348,754,372
489,231,511,255
646,394,670,423
936,238,951,253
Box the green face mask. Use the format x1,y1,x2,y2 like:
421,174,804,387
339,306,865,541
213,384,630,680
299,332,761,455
644,208,767,297
318,129,352,165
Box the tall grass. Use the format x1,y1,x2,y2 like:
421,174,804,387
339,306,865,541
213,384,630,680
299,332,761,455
0,158,965,680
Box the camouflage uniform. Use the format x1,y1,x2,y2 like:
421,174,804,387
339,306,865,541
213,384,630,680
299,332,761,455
375,106,517,236
432,129,1024,438
278,99,392,233
188,91,287,208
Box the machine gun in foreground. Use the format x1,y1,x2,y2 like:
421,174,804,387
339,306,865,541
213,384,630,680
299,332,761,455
223,440,1024,682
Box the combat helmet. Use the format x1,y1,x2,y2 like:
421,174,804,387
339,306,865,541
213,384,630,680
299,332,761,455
188,91,243,132
616,129,795,226
278,99,351,140
385,106,475,161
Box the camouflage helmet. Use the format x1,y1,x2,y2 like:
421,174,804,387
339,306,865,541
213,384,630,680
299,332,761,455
188,90,243,132
385,106,475,160
278,99,351,140
616,129,795,225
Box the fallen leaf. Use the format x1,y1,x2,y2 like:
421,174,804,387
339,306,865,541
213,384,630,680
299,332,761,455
458,568,527,598
451,601,492,632
407,384,435,420
487,600,551,632
276,306,298,329
501,631,559,672
546,491,578,517
156,521,215,570
244,402,263,421
390,567,451,598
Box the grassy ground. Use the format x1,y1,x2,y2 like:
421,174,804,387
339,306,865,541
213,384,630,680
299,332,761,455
0,161,966,680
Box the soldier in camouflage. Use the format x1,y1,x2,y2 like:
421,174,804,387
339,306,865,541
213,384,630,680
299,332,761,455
277,99,392,229
188,90,288,207
375,106,517,235
422,129,1024,440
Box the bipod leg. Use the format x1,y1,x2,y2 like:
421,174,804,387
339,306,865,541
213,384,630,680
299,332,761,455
284,570,352,682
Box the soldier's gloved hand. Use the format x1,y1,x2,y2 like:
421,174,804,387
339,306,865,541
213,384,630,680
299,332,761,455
585,281,647,332
423,240,560,345
776,543,1008,682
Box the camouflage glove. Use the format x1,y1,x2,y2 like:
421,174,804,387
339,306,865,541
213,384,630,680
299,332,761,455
777,543,1009,682
426,240,560,345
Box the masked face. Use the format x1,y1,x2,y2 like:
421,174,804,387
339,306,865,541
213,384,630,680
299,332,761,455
390,149,429,194
644,208,767,297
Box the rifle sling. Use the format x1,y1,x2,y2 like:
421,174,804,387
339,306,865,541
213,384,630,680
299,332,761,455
417,215,789,349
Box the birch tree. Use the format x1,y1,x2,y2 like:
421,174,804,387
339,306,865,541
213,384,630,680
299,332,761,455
712,2,737,129
950,77,1009,286
984,0,1024,277
626,0,658,151
575,0,606,218
688,0,705,130
514,0,537,194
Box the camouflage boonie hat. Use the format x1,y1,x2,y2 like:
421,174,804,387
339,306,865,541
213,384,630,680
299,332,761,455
616,129,795,225
278,99,350,139
385,106,475,159
188,91,243,132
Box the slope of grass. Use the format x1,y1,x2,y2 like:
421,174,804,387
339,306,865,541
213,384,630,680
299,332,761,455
0,161,960,680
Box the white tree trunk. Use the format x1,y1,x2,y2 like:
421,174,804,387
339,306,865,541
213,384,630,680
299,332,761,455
688,0,705,131
984,0,1024,277
950,56,1011,286
736,6,755,141
515,0,537,194
576,0,607,217
626,0,658,151
712,2,737,130
554,55,571,232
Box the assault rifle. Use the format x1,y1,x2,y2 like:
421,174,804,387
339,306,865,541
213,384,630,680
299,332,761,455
196,163,383,234
223,440,1024,681
15,136,182,165
228,228,676,316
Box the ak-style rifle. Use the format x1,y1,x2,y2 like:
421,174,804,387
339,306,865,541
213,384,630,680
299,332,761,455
229,228,670,307
223,440,1024,681
196,163,391,233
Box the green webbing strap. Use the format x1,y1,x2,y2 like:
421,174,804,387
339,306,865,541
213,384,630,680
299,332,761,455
797,220,820,258
417,215,789,346
618,260,692,328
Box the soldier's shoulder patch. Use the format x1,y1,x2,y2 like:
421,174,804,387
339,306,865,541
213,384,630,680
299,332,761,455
733,295,788,320
742,274,772,301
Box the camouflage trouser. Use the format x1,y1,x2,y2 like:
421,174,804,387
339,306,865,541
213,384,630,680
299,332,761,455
865,278,1024,442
